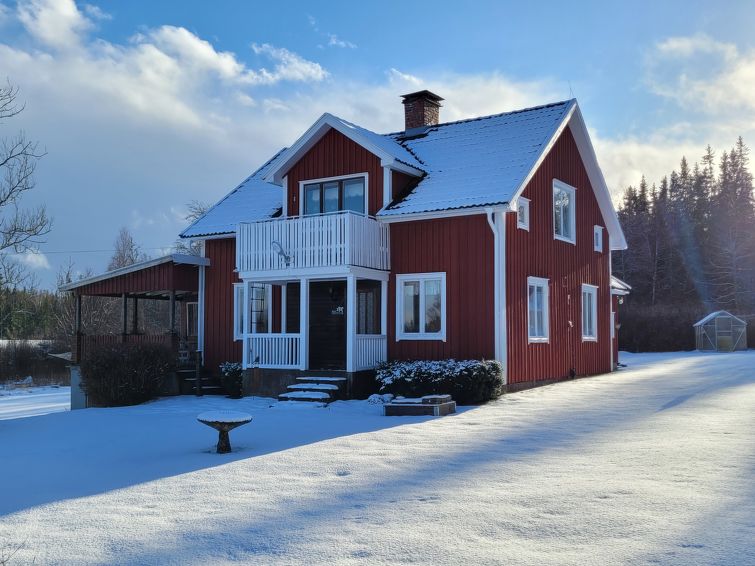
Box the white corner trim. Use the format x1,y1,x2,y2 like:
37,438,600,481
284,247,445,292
383,166,392,208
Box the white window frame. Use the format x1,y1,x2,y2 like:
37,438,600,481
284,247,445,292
553,179,577,244
581,284,598,342
246,282,271,334
527,276,550,343
298,172,369,217
396,272,447,341
233,283,244,341
594,225,604,252
516,197,530,230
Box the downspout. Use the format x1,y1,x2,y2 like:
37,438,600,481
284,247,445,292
197,239,206,360
485,207,509,385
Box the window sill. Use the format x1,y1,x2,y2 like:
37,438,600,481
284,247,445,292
397,333,446,342
528,337,549,344
554,234,576,245
582,336,597,342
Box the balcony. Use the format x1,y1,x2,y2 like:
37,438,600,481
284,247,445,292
236,211,390,275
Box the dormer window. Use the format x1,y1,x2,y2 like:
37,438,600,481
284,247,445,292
302,175,366,215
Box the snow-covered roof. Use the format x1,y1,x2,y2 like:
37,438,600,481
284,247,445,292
182,99,627,250
610,276,632,295
693,311,747,327
180,150,287,238
379,100,575,217
58,254,210,292
263,113,424,184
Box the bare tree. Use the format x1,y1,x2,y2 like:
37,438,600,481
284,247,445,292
0,81,51,289
108,227,147,270
173,199,210,255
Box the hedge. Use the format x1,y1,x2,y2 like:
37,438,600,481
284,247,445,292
80,342,174,407
375,359,503,405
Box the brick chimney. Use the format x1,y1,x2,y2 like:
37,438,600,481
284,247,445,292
401,90,443,132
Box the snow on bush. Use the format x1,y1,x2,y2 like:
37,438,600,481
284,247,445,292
367,393,394,404
375,359,503,405
80,343,174,407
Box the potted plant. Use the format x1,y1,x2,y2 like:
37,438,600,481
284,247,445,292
219,362,243,399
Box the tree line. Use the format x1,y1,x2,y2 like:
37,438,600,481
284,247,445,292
612,139,755,351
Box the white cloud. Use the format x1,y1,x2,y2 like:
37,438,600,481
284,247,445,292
17,0,91,49
327,34,356,49
15,250,51,270
250,43,328,84
82,3,110,21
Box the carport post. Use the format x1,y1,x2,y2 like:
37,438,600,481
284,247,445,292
121,293,128,336
169,290,176,335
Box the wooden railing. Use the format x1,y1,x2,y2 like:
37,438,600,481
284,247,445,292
237,211,390,274
355,334,387,371
244,333,301,369
74,333,177,363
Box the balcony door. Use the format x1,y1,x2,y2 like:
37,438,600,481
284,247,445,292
308,281,347,370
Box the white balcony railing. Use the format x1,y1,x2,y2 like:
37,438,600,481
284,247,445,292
237,211,390,274
355,334,387,371
245,333,300,369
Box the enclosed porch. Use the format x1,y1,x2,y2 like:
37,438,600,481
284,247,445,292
235,273,388,372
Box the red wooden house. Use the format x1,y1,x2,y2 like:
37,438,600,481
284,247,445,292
66,91,629,398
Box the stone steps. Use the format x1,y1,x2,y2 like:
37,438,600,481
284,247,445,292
277,376,348,403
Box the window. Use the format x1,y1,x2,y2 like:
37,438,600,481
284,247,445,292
517,197,530,230
594,226,604,252
233,284,244,340
303,176,365,215
396,273,446,340
553,180,576,243
186,302,198,338
357,280,381,335
582,284,598,341
248,284,269,333
527,277,549,342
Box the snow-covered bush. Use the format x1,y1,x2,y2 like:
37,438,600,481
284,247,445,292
219,361,243,398
375,359,503,405
80,343,174,406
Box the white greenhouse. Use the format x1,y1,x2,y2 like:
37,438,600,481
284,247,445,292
694,311,748,352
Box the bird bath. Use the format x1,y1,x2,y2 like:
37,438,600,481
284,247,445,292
197,411,252,454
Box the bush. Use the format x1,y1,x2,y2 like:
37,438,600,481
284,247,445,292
220,361,243,398
376,359,503,405
80,342,175,406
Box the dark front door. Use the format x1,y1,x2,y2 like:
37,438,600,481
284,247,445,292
309,281,346,370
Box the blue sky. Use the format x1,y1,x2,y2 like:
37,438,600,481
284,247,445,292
1,0,754,288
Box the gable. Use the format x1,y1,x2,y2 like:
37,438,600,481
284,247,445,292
286,129,385,216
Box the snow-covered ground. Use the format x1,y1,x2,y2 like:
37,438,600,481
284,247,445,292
0,385,70,420
1,351,753,565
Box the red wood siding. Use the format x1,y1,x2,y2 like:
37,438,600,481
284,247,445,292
506,126,612,383
75,262,198,296
285,129,384,216
203,238,241,372
388,215,495,361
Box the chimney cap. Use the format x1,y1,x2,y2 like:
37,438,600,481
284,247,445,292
401,90,444,106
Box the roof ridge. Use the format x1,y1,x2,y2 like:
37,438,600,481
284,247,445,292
383,98,575,138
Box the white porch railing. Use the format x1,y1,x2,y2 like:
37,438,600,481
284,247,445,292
237,211,390,274
245,333,300,369
355,334,387,371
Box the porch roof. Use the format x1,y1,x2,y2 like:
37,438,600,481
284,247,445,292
59,254,208,299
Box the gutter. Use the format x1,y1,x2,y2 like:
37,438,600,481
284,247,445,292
485,206,509,385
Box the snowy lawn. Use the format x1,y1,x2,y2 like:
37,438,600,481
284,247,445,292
0,385,70,420
1,351,753,565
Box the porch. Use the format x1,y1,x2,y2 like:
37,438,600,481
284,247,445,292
235,210,390,372
60,254,209,366
236,276,389,372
